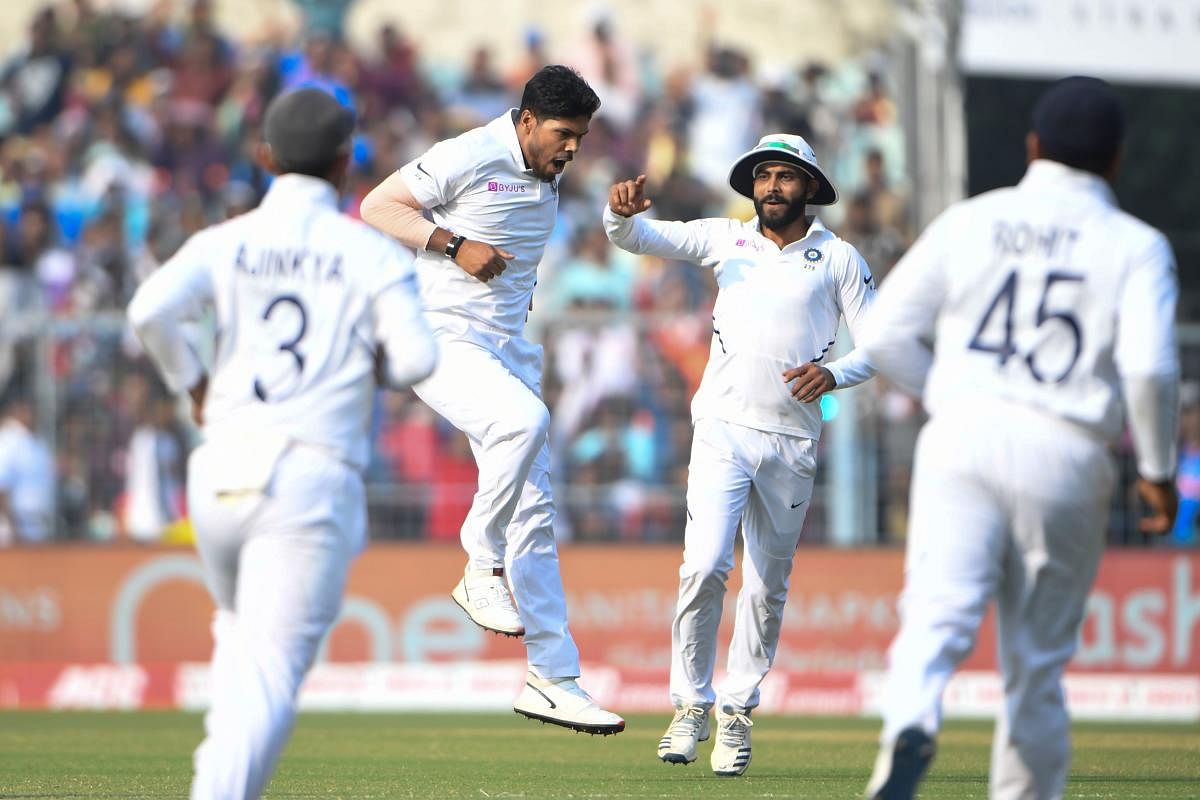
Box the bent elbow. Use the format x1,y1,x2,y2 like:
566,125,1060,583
385,337,438,389
359,190,384,229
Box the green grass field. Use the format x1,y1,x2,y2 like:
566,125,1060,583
1,712,1197,799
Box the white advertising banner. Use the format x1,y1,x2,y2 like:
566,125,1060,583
960,1,1200,86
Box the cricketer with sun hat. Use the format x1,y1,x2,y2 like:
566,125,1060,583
603,133,879,776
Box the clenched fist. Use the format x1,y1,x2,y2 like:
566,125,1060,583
454,240,514,283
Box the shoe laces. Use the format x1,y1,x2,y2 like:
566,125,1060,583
541,677,593,703
717,712,752,747
669,706,707,737
473,575,517,610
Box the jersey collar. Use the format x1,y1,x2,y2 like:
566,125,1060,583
489,109,536,176
261,173,340,209
1020,159,1116,207
751,215,829,252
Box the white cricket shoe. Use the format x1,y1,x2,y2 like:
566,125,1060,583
451,567,524,637
710,709,753,776
657,705,710,764
512,672,626,735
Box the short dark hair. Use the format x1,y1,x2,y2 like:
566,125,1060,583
0,383,33,415
519,65,600,121
263,87,355,178
1032,76,1125,176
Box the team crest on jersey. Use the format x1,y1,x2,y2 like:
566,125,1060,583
801,248,824,270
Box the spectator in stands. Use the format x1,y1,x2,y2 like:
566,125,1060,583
172,29,233,109
2,8,72,135
12,202,76,313
840,192,905,281
548,295,639,452
507,27,548,91
1173,384,1200,547
572,13,638,133
852,71,897,127
0,389,55,545
794,62,837,150
452,46,510,125
0,225,42,393
759,67,811,141
0,3,921,544
426,427,479,541
120,386,185,543
863,148,909,241
280,33,352,108
549,226,634,312
184,0,233,66
365,24,426,114
686,46,761,194
291,0,359,42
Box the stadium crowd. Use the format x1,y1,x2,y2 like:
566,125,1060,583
1,1,1186,548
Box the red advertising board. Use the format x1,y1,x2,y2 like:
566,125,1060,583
1,545,1197,715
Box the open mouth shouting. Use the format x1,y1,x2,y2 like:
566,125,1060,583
549,154,572,174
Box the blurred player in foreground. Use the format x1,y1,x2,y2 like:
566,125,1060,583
859,77,1180,800
605,134,877,775
128,88,437,799
359,66,623,734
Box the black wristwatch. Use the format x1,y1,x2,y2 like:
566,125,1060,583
444,233,466,260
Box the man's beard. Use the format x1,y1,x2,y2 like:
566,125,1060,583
754,194,807,231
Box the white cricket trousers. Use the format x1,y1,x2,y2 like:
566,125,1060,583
881,402,1114,800
671,417,817,713
187,442,364,800
413,312,580,679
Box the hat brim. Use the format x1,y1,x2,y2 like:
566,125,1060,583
727,150,838,206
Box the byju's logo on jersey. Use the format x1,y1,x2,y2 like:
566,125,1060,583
802,248,824,270
487,180,528,193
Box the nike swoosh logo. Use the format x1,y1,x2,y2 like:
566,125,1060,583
864,274,873,285
790,499,808,509
527,683,557,709
416,162,432,179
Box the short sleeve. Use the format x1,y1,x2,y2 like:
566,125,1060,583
398,135,479,210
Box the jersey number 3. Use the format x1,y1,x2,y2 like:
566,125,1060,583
254,295,308,401
968,270,1084,383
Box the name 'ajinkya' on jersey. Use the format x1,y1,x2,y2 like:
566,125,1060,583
399,110,560,335
603,206,876,440
864,159,1178,447
128,174,433,471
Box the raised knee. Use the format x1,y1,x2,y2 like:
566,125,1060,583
498,399,549,445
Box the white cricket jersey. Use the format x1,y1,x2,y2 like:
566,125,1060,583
128,174,436,471
604,207,877,439
860,159,1179,471
399,109,559,334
